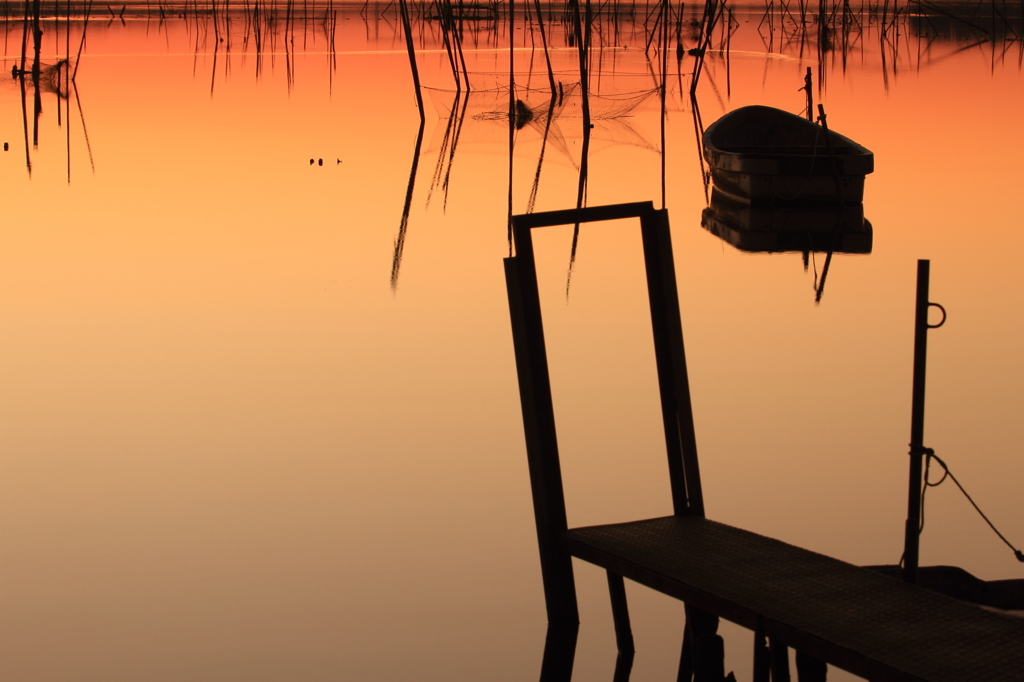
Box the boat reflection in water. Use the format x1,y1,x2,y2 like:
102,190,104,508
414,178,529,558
700,188,872,303
701,188,872,255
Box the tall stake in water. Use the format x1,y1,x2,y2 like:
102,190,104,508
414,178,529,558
533,0,557,98
659,0,668,208
507,0,515,252
399,0,425,123
565,0,593,292
803,66,813,120
391,0,427,289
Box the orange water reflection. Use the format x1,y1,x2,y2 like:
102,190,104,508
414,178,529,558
2,6,1023,681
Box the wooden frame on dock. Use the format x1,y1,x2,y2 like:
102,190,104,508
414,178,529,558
504,202,1024,682
504,201,703,629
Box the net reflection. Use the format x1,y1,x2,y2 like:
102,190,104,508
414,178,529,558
700,188,872,255
8,58,95,180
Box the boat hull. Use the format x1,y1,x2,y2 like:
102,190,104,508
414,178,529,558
703,105,873,205
708,167,867,205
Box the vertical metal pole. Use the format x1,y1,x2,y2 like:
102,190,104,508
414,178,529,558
902,259,930,583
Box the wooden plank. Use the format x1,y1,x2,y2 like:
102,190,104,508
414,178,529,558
511,201,655,230
640,209,704,516
505,201,685,626
504,256,578,626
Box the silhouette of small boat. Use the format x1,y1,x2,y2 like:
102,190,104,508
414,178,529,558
702,105,873,204
701,188,872,253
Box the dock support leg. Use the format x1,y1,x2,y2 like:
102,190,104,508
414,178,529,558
679,606,733,682
539,622,579,682
607,571,634,655
752,629,770,682
677,623,694,682
769,638,791,682
612,649,635,682
795,651,827,682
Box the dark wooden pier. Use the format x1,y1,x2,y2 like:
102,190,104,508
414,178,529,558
504,202,1024,681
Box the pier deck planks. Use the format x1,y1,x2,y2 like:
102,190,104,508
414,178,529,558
565,515,1024,682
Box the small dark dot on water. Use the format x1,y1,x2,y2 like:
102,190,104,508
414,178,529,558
309,158,314,165
336,159,341,164
318,158,323,166
3,142,8,151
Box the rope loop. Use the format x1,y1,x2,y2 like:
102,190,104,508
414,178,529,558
924,455,949,488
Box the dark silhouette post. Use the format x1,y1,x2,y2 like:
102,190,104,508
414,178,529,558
803,67,813,120
902,259,946,583
539,622,579,682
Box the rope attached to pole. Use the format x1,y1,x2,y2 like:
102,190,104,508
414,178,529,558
911,444,1024,564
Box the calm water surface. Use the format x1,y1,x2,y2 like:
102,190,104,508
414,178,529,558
2,4,1024,680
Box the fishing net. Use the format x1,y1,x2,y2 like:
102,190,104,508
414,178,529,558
9,59,72,98
422,79,661,161
41,60,71,99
